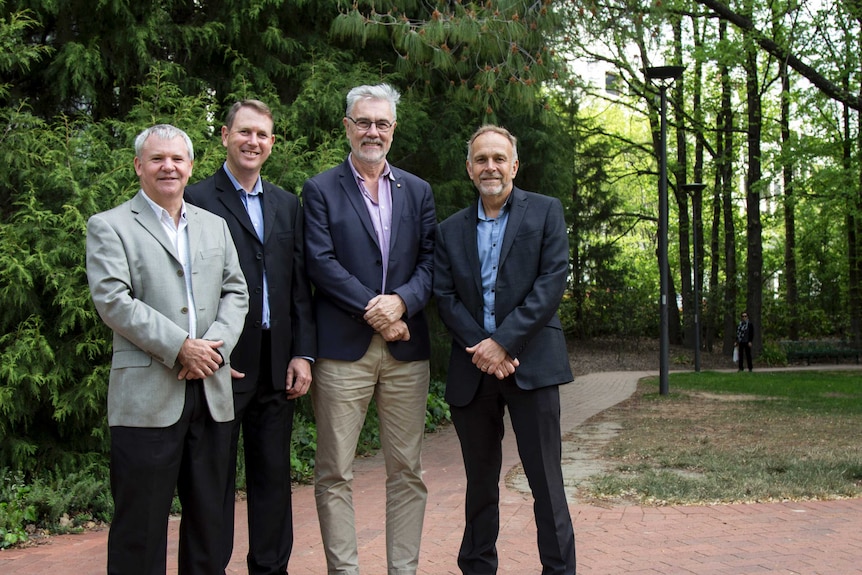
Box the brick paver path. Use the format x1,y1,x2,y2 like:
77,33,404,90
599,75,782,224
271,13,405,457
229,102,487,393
2,368,861,574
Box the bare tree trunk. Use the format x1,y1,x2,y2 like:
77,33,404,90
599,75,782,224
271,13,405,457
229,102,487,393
691,15,706,353
719,21,738,355
744,8,764,355
851,23,862,348
780,60,799,340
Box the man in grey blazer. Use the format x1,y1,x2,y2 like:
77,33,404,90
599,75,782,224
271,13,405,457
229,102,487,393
303,83,436,575
433,125,576,575
86,124,248,575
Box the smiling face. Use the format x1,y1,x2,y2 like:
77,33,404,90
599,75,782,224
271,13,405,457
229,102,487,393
222,105,275,179
134,134,193,212
344,97,396,167
466,130,519,203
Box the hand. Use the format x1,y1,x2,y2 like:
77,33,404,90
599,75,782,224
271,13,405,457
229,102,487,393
285,357,313,400
466,338,519,380
230,368,245,380
380,319,411,342
177,338,224,380
364,294,406,331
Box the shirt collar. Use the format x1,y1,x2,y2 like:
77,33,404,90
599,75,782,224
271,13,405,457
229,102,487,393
224,162,263,196
141,189,187,223
477,192,513,221
347,153,394,183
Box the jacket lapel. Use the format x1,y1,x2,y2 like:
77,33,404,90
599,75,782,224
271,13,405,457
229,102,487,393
462,202,482,297
130,191,180,263
339,161,380,250
388,170,405,252
215,167,261,244
499,188,526,267
262,181,278,245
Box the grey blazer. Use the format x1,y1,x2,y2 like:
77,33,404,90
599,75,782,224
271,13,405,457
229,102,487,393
86,191,249,427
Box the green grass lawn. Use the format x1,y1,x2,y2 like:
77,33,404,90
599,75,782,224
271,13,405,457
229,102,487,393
582,370,862,506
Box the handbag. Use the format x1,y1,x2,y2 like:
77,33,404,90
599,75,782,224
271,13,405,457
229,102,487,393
732,346,739,363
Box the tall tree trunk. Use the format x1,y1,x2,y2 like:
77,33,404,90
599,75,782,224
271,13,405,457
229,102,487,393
780,60,799,340
719,21,738,355
851,21,862,348
690,15,706,353
744,10,764,355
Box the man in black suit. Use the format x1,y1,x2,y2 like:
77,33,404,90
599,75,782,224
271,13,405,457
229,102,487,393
185,100,316,575
433,125,576,575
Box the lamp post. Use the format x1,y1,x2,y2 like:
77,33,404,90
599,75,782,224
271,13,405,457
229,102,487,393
646,65,684,396
683,182,706,373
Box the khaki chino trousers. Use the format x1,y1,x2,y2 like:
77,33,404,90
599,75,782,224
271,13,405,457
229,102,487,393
312,335,430,575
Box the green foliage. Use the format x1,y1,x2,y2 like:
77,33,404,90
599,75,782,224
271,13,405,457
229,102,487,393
0,464,111,547
290,411,317,483
330,0,566,118
757,340,787,367
424,379,451,433
0,471,36,548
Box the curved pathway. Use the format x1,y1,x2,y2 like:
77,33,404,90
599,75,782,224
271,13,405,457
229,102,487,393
2,368,861,574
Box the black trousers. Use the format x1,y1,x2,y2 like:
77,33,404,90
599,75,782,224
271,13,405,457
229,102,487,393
450,374,576,575
738,342,753,371
108,380,232,575
221,331,297,575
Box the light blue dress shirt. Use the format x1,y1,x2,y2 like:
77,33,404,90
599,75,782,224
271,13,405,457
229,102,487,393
477,199,510,334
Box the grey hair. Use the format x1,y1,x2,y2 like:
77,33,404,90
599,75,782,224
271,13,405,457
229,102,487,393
345,83,400,120
134,124,195,161
466,125,519,163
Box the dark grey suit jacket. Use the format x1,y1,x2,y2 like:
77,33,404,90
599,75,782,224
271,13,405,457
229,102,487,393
185,167,316,393
433,187,573,407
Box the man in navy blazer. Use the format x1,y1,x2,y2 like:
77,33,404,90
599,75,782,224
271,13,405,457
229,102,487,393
303,83,436,575
433,125,576,575
87,124,248,575
185,100,316,574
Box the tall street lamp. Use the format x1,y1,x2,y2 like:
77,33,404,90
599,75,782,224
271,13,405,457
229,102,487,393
645,65,684,395
683,182,706,373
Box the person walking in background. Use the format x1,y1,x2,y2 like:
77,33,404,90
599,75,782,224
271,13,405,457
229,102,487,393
736,310,754,372
302,83,436,575
86,124,248,575
433,125,576,575
184,100,316,574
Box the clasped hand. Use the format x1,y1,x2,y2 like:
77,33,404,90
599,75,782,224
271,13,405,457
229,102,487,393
177,338,224,380
364,294,410,342
467,338,519,380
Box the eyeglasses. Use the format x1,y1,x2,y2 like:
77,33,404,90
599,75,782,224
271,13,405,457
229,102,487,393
741,314,748,318
346,116,393,133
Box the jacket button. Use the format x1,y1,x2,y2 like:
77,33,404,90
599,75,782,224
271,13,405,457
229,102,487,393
176,269,184,277
256,252,263,260
181,307,188,314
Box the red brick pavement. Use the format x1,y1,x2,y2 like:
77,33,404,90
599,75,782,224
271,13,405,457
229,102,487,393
2,369,861,574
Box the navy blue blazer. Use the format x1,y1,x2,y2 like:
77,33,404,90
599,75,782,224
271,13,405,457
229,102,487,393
185,167,317,393
302,159,436,362
433,187,573,407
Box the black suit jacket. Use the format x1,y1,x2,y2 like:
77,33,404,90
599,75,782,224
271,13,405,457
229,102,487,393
433,187,573,407
302,159,436,362
185,166,316,393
